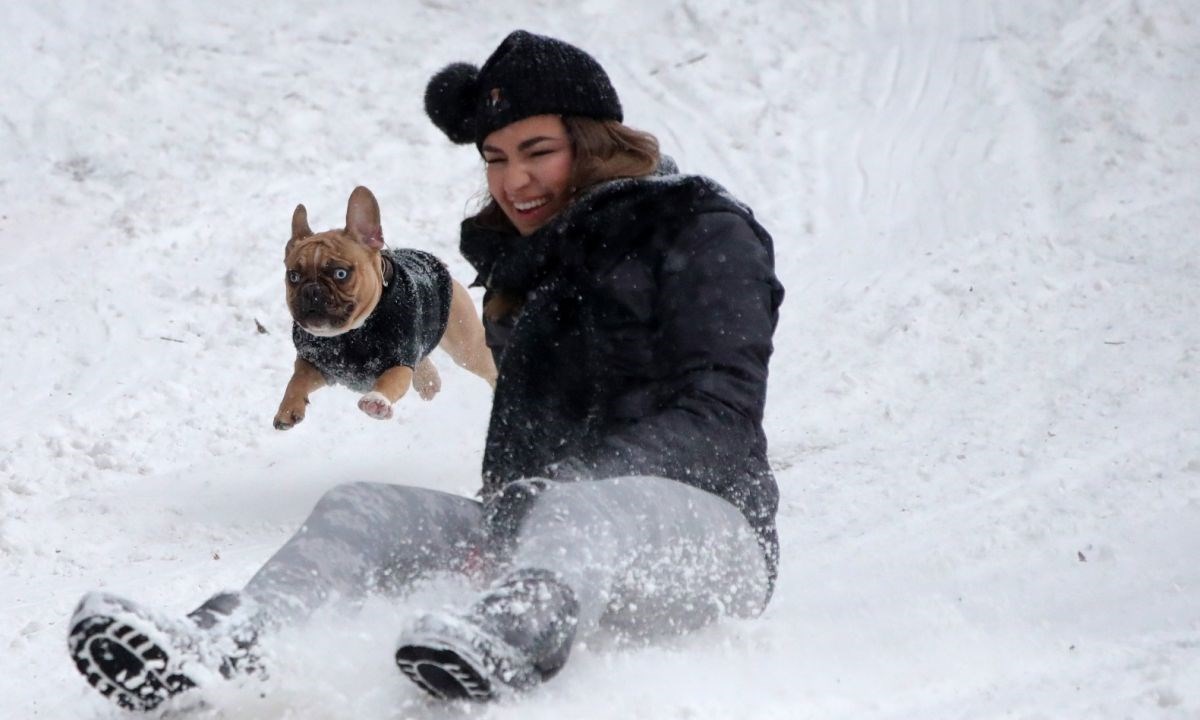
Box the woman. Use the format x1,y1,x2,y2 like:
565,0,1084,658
67,30,784,710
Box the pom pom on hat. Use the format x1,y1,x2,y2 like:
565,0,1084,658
425,62,480,145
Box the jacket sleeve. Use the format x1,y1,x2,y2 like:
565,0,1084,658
548,211,783,484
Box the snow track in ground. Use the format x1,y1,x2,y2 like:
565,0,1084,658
2,1,1199,718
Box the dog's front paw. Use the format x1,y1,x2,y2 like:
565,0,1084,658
358,391,394,420
274,400,307,430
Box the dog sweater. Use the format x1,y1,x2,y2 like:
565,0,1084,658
293,249,452,393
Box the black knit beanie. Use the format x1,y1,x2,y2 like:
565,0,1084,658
425,30,623,148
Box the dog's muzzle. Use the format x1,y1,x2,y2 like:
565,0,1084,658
295,283,354,334
298,283,333,316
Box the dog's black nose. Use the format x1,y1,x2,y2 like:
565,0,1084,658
299,283,328,314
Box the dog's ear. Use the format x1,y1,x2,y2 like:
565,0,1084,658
291,204,312,240
346,186,384,250
286,204,312,260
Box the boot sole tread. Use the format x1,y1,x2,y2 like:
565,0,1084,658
395,644,495,702
68,614,195,711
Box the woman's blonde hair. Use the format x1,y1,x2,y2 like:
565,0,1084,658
474,117,661,232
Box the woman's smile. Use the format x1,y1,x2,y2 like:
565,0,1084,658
512,197,549,212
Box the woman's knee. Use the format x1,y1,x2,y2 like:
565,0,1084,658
310,481,392,512
306,482,459,534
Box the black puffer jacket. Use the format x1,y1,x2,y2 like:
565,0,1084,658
461,170,785,585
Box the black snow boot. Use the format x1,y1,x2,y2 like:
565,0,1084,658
395,568,578,701
67,591,262,712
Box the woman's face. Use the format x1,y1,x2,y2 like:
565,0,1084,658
481,114,575,236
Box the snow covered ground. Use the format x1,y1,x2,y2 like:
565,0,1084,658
2,0,1198,717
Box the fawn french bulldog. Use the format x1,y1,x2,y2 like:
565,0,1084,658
274,186,496,429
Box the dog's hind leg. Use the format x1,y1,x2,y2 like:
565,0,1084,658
413,357,442,401
440,280,498,388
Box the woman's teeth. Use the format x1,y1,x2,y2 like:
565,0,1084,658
513,197,549,212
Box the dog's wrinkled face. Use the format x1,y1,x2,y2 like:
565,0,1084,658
284,187,387,337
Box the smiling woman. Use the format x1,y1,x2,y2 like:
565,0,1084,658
400,29,785,701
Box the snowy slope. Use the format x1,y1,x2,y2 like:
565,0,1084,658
2,1,1198,717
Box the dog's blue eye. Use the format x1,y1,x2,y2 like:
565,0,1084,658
287,271,300,284
333,268,350,281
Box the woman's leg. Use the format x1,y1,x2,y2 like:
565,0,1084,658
501,475,769,637
237,481,482,624
395,476,769,700
70,481,481,711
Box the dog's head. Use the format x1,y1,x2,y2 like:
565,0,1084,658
284,186,387,337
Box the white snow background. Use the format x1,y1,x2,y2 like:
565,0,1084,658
2,1,1199,718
